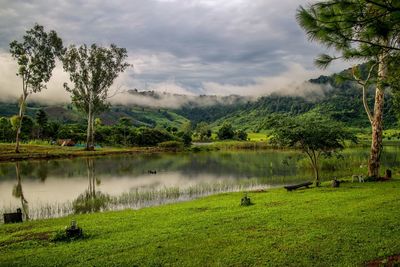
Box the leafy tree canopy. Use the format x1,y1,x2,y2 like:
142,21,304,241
270,114,357,185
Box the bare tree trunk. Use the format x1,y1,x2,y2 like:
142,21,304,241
15,92,27,153
86,101,94,151
312,155,320,187
306,149,320,187
368,54,387,178
91,114,95,150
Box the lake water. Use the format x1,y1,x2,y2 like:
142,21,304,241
1,147,399,220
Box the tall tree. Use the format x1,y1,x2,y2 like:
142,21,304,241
9,23,64,153
62,44,130,150
297,0,400,178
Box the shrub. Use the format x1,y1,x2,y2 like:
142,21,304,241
240,193,253,206
217,123,235,140
235,130,248,141
158,141,184,151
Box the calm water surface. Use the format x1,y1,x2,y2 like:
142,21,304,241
1,147,399,220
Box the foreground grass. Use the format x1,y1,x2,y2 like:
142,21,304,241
0,143,167,162
1,180,400,266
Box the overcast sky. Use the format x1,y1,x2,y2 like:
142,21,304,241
0,0,348,103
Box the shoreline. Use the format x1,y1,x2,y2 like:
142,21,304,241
0,144,171,163
0,140,396,163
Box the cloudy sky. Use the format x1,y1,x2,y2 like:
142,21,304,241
0,0,347,104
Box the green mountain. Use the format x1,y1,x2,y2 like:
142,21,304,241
0,67,398,131
0,102,190,130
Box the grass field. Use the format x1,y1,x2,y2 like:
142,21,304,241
1,179,399,266
247,132,269,142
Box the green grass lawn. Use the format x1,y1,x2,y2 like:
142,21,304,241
1,180,400,266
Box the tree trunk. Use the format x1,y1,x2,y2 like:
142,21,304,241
312,161,320,187
15,93,27,153
368,54,387,178
86,103,94,151
307,150,320,187
91,114,95,150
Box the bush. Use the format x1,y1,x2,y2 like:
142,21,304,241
158,141,184,151
134,128,175,146
240,193,253,206
182,132,192,147
235,130,248,141
217,123,235,140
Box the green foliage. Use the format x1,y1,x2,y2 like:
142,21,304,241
57,124,86,141
51,229,84,242
9,24,64,94
35,109,48,139
194,121,212,141
134,127,176,146
0,117,13,142
235,129,248,141
9,23,64,152
240,193,253,206
158,141,184,151
217,123,235,140
62,44,130,115
62,43,130,149
270,114,357,185
182,132,192,147
296,1,400,62
18,116,35,140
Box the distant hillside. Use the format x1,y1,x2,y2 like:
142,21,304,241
0,102,190,130
0,67,398,131
206,73,397,131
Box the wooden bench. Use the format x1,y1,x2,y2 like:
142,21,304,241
284,182,313,191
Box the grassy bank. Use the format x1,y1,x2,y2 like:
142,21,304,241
0,143,168,162
1,180,400,266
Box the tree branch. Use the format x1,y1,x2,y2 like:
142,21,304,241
351,63,377,124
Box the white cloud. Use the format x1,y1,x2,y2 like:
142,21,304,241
202,63,330,97
0,0,353,104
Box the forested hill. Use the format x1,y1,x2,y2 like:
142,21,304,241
0,68,397,130
176,72,398,131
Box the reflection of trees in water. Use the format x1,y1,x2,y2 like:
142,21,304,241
72,158,110,214
36,162,48,182
12,162,29,220
0,148,399,182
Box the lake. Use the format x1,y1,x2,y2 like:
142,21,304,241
1,146,399,220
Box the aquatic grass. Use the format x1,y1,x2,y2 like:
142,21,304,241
1,180,272,221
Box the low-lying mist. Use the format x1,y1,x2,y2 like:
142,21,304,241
0,52,331,109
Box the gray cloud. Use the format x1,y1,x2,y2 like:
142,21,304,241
0,0,348,101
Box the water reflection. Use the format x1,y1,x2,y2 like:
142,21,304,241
0,147,399,221
13,162,29,220
72,158,110,214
